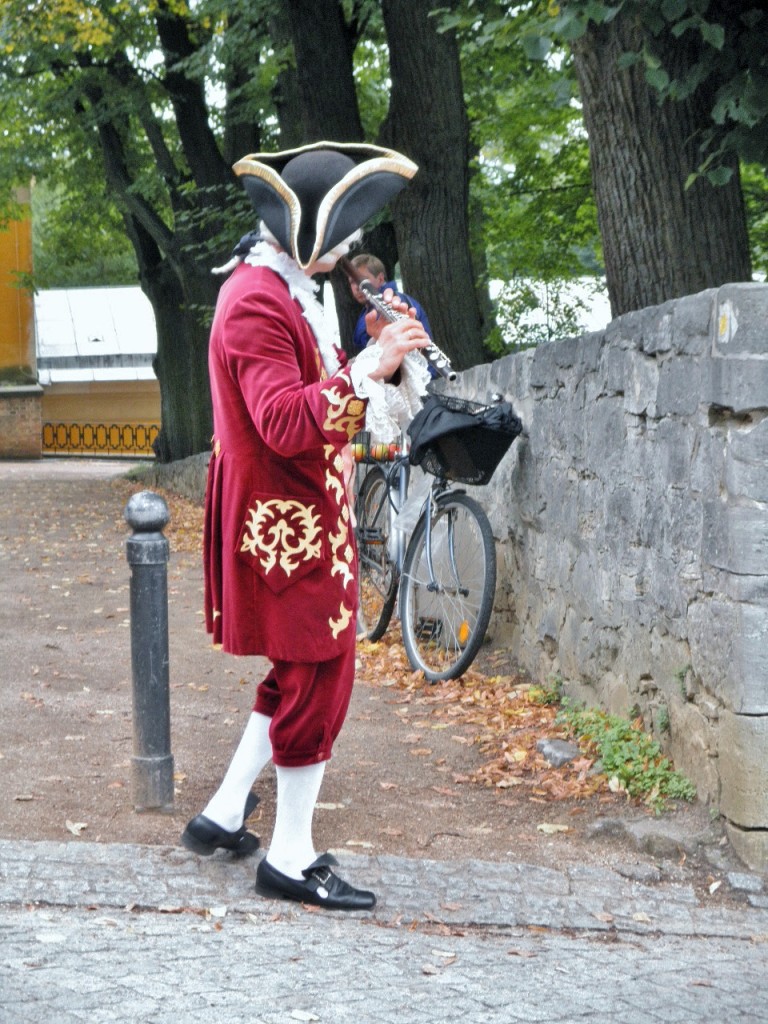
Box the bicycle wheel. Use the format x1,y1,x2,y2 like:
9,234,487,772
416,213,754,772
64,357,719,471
355,465,398,641
400,491,496,681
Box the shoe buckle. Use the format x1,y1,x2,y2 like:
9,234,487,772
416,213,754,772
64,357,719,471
312,866,334,886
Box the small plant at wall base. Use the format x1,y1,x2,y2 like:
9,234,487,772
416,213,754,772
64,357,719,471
529,675,564,706
557,703,696,814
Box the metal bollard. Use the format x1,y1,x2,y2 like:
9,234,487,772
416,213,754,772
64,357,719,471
124,490,174,811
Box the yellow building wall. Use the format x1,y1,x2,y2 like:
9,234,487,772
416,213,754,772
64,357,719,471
0,188,34,379
42,379,161,423
41,379,161,456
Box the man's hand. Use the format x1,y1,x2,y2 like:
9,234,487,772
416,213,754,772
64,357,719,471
365,289,430,382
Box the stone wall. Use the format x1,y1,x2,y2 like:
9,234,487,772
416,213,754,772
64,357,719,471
0,386,42,458
453,282,768,871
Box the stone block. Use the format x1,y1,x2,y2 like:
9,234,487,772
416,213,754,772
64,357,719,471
653,419,695,491
718,711,768,829
601,346,627,397
641,304,674,355
586,397,627,466
702,357,768,414
691,427,725,497
623,350,659,416
667,696,718,803
529,340,565,390
656,357,702,417
688,598,768,714
570,331,603,376
670,289,714,356
605,483,646,546
713,283,768,357
725,418,768,502
725,822,768,874
604,308,647,350
737,604,768,714
703,500,768,575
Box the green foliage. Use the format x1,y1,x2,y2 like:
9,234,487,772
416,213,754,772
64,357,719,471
32,180,138,288
742,162,768,278
523,1,768,178
655,704,670,734
435,1,604,350
529,676,564,705
491,275,606,352
558,701,696,813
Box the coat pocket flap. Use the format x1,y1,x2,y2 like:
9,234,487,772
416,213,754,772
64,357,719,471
237,494,328,594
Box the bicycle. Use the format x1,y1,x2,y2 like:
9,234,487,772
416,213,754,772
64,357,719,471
352,435,406,640
353,393,522,682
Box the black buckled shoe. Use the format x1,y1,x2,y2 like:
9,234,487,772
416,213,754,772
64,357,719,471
255,853,376,911
181,791,261,858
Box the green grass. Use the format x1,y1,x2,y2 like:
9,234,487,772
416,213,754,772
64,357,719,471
557,702,696,814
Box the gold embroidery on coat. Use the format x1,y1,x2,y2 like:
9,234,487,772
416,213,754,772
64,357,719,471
329,602,353,639
329,515,354,589
323,442,347,507
240,499,322,577
325,468,345,505
321,385,366,438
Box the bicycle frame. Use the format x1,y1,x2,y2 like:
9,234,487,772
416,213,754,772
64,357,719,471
422,484,468,598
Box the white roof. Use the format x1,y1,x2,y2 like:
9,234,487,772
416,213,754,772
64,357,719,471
35,286,158,384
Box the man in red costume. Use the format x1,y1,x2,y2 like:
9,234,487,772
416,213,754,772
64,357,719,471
181,142,431,911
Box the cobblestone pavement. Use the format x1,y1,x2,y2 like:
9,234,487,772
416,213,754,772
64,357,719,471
2,839,767,1023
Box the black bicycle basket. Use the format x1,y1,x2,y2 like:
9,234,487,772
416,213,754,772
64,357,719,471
407,394,523,485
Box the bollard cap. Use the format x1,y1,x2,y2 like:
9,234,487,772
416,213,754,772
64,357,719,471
124,491,170,533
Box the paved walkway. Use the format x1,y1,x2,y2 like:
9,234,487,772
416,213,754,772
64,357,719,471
2,839,768,1023
2,459,767,1023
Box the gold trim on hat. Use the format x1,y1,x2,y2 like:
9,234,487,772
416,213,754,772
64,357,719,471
309,156,417,266
233,142,418,269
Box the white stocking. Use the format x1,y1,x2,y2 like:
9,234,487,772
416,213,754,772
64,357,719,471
267,761,326,880
202,712,273,832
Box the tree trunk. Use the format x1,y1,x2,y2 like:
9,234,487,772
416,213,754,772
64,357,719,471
147,267,216,462
572,11,752,318
379,0,486,371
283,0,364,141
124,214,215,462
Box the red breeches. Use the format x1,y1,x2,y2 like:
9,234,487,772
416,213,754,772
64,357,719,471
253,636,357,767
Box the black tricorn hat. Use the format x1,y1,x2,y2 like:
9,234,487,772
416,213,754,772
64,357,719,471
233,141,418,269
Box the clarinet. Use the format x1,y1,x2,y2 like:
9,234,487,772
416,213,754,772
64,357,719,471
339,257,457,381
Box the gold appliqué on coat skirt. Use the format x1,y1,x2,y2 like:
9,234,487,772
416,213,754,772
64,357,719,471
320,384,366,438
240,499,322,577
325,466,345,505
329,602,353,639
329,513,354,589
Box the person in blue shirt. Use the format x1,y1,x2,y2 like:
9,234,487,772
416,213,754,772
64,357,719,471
349,253,434,353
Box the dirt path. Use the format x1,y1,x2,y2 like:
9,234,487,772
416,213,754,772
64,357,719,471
0,459,742,904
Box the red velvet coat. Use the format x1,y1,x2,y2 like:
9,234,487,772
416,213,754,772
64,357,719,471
203,262,366,661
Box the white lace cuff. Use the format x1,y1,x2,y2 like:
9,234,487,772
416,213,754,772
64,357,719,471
348,345,431,443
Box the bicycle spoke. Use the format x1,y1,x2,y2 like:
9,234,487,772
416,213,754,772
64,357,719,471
354,465,398,641
400,493,496,680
